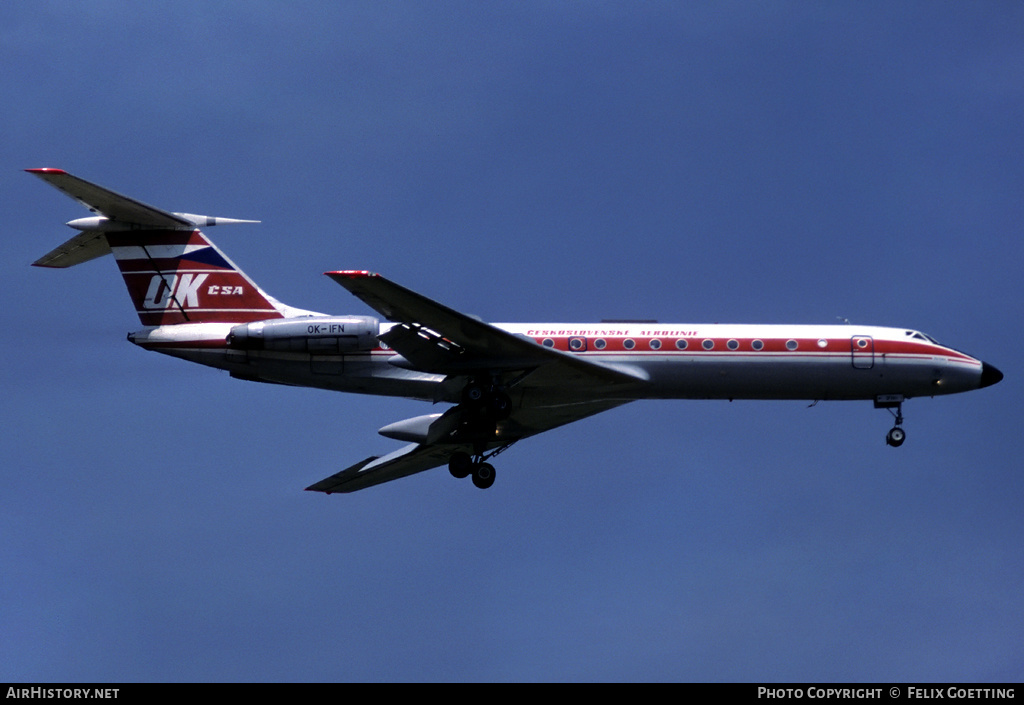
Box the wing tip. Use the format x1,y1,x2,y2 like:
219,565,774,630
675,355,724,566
325,268,378,276
325,270,378,279
304,486,334,495
25,167,68,175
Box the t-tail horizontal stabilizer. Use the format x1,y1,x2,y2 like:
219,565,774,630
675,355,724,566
28,168,313,325
28,168,260,268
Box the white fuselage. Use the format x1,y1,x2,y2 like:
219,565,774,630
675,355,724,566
129,320,987,405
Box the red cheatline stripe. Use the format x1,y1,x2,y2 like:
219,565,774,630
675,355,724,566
526,336,976,362
135,340,231,349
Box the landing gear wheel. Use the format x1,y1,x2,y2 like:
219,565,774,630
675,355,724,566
448,451,473,479
472,462,496,489
462,383,485,405
886,427,906,447
488,391,512,419
462,382,511,421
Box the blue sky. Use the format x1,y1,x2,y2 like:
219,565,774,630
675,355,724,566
2,2,1022,682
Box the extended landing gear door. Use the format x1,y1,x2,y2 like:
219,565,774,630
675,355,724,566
851,335,874,369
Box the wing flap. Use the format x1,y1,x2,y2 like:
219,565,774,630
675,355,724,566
327,270,535,359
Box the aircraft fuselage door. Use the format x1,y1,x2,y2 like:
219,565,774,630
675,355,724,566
851,335,874,369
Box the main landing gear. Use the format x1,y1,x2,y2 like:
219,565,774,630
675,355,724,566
875,395,906,447
445,378,516,488
448,451,497,489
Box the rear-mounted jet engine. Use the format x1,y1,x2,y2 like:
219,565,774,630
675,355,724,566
228,316,379,353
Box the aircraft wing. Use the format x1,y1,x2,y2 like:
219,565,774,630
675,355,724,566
306,398,630,493
305,442,468,494
309,271,645,493
325,270,645,386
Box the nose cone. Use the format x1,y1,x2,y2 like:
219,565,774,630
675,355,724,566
980,362,1004,389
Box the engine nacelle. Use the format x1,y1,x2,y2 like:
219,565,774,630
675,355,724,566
378,410,462,444
228,316,379,353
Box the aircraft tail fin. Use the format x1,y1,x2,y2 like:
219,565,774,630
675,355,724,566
104,227,288,326
28,168,304,326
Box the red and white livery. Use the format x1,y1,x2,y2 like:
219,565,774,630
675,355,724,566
29,169,1003,493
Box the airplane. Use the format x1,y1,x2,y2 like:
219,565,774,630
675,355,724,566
28,168,1004,493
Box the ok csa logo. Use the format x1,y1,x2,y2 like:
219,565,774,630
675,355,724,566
142,273,207,309
142,274,246,309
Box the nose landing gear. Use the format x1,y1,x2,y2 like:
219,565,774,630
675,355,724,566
886,425,906,447
876,395,907,447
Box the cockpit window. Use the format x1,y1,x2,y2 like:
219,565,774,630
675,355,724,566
906,330,942,345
